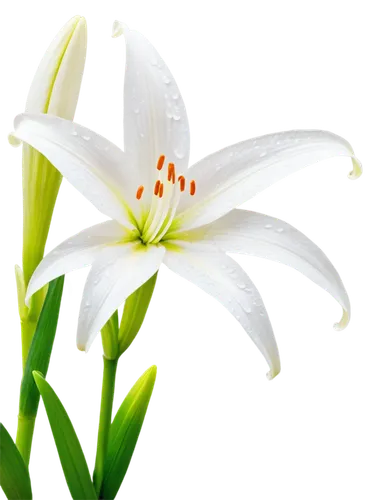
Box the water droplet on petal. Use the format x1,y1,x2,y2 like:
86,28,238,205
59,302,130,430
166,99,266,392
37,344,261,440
82,135,90,141
173,146,185,159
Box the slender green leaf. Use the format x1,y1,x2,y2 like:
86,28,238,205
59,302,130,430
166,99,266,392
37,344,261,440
33,372,97,500
101,366,157,500
0,423,32,500
19,277,64,418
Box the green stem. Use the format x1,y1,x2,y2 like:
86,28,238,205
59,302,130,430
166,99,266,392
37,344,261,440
93,356,118,495
21,319,37,372
15,415,36,466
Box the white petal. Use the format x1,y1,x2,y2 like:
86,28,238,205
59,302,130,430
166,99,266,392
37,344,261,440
113,21,190,194
26,221,128,304
13,113,140,227
175,130,361,231
164,249,280,379
177,209,350,330
77,243,165,352
26,16,87,119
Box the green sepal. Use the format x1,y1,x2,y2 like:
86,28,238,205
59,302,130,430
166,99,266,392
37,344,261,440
100,365,157,500
19,276,64,419
33,372,97,500
0,423,32,500
118,273,157,355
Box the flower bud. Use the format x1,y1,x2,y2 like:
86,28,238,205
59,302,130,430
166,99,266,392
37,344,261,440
118,273,158,356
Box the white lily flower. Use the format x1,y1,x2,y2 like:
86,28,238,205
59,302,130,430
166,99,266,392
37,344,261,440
12,21,361,379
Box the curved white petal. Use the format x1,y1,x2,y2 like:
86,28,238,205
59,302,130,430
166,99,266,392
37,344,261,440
164,248,280,379
113,21,190,195
176,209,350,330
26,16,87,119
13,113,140,227
26,221,128,304
174,130,361,231
77,243,165,352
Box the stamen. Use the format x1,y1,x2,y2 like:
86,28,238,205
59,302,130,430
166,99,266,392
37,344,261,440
167,163,176,183
190,180,196,196
154,180,161,196
136,185,144,200
156,155,165,171
178,175,186,192
158,183,164,198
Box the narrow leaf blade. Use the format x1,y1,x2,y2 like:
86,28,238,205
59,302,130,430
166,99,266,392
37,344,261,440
19,276,64,418
101,366,157,500
33,372,97,500
0,423,32,499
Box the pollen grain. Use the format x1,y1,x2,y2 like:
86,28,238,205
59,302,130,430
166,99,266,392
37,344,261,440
156,155,165,171
167,163,176,183
136,185,144,200
154,180,161,196
178,175,186,192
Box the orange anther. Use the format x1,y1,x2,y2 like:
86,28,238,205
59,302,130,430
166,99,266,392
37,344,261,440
178,175,186,192
158,183,164,198
156,155,165,171
154,180,161,196
190,180,196,196
167,163,176,183
136,185,144,200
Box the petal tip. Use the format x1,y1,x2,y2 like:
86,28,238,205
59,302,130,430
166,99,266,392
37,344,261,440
8,132,21,147
112,20,124,38
348,156,362,180
333,309,350,331
266,362,281,381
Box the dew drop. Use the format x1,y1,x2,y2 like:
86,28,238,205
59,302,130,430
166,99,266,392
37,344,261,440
163,75,171,84
237,282,246,290
276,228,284,233
265,224,272,229
260,151,267,158
71,130,78,136
173,146,185,159
82,135,90,141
